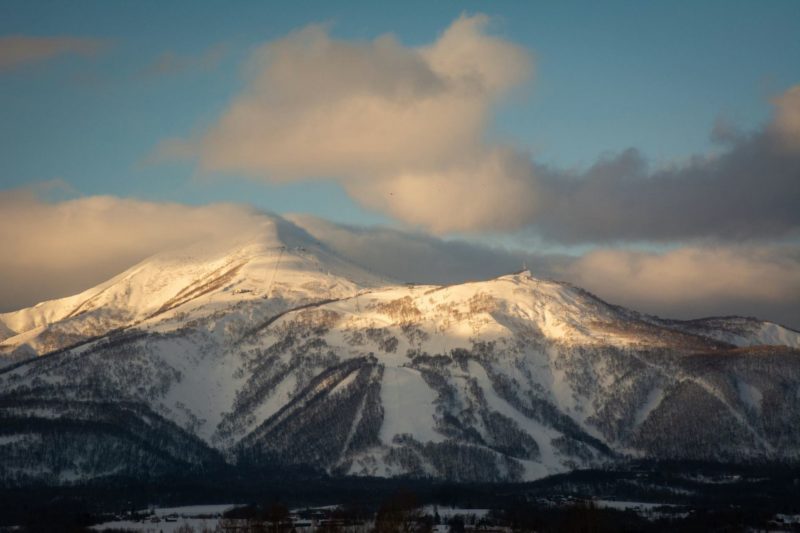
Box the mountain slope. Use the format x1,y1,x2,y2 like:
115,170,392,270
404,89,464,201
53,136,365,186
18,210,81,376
1,215,799,485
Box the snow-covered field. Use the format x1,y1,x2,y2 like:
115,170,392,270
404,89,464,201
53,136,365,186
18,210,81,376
92,517,219,532
421,505,490,519
91,504,237,532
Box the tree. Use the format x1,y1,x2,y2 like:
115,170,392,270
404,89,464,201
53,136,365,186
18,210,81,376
447,515,465,533
374,490,424,533
263,501,290,533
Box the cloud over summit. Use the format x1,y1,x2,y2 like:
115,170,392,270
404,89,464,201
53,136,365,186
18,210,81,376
0,190,268,311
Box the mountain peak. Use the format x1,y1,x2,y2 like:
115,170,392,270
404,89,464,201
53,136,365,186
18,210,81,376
0,214,389,358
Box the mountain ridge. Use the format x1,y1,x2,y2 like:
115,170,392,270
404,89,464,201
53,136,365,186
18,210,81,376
1,214,799,486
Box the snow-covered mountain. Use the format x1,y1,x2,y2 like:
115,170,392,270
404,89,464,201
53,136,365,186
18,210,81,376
1,214,799,486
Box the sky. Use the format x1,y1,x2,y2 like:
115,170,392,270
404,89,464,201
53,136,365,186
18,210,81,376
1,0,799,327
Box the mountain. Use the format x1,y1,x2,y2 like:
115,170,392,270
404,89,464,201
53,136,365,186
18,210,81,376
1,215,799,486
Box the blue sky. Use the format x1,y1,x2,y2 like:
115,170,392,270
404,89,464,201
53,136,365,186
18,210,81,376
2,0,799,227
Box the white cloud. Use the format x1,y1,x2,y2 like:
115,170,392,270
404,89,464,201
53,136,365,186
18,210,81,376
0,190,266,311
343,147,540,233
159,14,537,233
563,245,800,325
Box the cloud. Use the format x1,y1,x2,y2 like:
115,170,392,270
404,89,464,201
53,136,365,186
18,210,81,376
157,13,799,241
158,14,537,233
0,35,107,71
563,245,800,327
0,189,267,312
532,92,800,242
289,216,800,328
286,213,567,285
1,192,798,328
139,43,228,78
770,85,800,152
190,15,530,179
343,147,541,233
